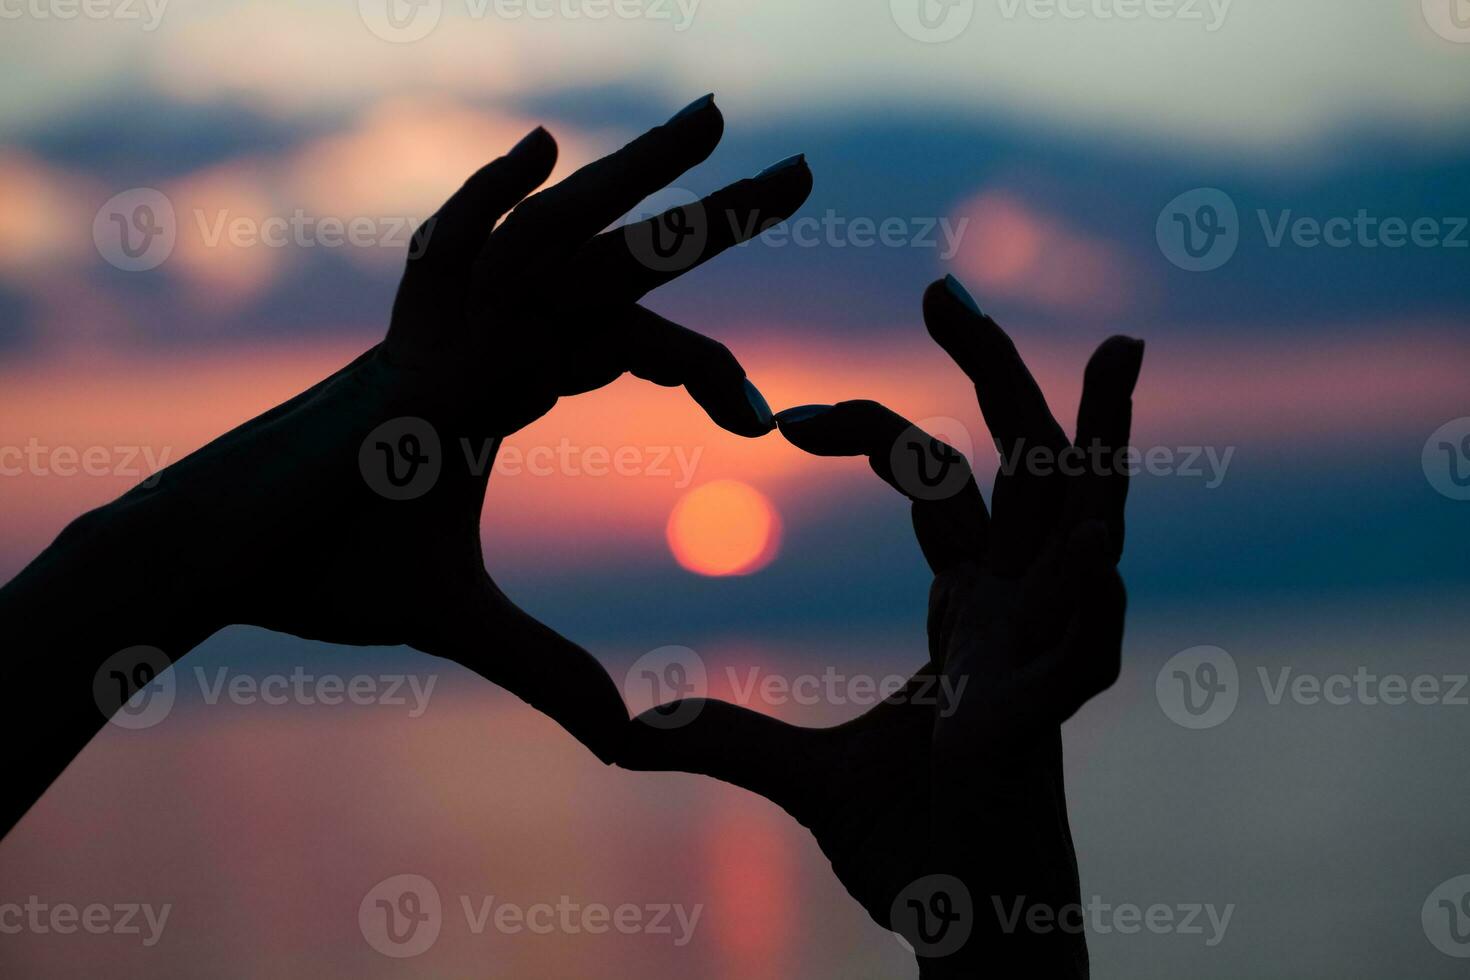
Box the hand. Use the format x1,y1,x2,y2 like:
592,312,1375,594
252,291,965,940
619,275,1143,976
66,95,813,763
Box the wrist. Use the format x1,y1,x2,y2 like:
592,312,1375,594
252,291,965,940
6,483,228,652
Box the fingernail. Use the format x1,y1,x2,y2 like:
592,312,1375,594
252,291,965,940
744,380,775,430
944,274,984,317
510,126,551,155
670,93,715,123
775,404,833,425
755,154,806,179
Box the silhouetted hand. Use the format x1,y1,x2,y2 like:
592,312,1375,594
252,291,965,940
169,96,809,760
620,275,1143,977
1,95,812,835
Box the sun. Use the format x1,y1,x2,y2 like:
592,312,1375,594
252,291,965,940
666,479,781,577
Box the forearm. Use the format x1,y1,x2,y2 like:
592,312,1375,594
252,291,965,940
0,490,222,839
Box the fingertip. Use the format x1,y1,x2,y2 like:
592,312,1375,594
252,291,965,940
1085,335,1146,395
511,125,558,168
922,274,989,353
779,156,815,214
687,382,774,438
665,92,724,158
741,154,813,230
669,92,716,124
743,379,777,434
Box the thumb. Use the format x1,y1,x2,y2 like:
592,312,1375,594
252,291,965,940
417,575,630,766
620,698,829,825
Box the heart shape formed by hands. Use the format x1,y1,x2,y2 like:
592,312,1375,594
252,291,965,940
101,95,811,764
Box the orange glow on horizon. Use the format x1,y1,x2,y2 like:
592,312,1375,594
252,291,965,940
666,479,781,577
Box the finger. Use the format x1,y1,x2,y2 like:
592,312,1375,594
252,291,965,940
1017,520,1125,723
620,698,829,825
923,275,1067,574
485,94,724,268
572,154,812,302
1047,522,1127,722
1072,335,1145,562
776,400,987,573
534,306,775,436
922,275,1068,456
411,127,559,274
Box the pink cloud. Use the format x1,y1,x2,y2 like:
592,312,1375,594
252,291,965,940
948,189,1142,317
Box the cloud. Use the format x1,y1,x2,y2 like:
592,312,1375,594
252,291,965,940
0,151,96,281
154,98,594,303
948,189,1141,316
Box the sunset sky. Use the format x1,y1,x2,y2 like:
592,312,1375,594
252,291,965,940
1,1,1468,977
